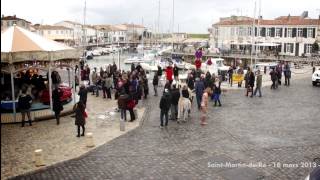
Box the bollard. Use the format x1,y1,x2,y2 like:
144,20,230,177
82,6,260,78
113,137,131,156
120,118,125,131
133,109,138,119
34,149,44,166
86,133,95,147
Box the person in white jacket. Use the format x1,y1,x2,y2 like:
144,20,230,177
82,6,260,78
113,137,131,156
177,85,191,123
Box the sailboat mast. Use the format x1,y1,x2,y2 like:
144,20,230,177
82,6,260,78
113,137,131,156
158,0,160,46
255,0,261,65
171,0,174,53
250,1,256,69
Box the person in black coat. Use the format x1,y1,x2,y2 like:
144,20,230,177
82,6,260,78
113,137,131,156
52,88,63,125
159,89,171,127
173,65,179,81
78,85,88,106
152,74,159,96
246,69,255,97
74,101,86,137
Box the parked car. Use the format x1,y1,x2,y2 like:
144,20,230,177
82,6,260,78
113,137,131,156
312,68,320,86
41,85,72,104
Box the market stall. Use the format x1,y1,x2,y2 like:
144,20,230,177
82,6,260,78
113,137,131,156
1,25,81,123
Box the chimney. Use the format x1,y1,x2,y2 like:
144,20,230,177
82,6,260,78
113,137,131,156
258,16,263,20
300,11,308,19
13,14,16,18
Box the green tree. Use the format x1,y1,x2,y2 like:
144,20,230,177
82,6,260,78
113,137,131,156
312,41,319,53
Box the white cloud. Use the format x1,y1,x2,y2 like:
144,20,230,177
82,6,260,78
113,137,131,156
1,0,319,33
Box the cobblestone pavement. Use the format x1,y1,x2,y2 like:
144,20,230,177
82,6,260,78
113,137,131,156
9,76,320,180
1,95,145,180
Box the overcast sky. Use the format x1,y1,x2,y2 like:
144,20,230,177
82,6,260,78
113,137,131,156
1,0,320,33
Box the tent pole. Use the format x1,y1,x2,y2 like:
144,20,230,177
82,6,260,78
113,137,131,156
72,64,76,105
10,65,17,122
48,65,53,111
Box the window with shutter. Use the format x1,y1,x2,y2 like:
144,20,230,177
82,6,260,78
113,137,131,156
284,43,287,53
304,44,307,54
303,28,307,38
291,43,294,53
271,27,275,37
292,28,297,37
312,28,315,38
284,28,287,37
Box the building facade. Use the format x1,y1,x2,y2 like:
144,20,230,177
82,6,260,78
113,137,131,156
54,21,84,46
1,15,31,32
209,13,320,56
34,25,74,45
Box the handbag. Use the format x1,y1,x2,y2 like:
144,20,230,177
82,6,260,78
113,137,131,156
83,111,88,118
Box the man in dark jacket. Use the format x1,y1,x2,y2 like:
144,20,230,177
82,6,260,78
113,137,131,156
228,67,234,87
152,74,159,96
18,89,33,127
270,68,277,89
170,84,180,120
159,89,171,128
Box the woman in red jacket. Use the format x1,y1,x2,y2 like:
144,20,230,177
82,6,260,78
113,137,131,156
166,65,173,84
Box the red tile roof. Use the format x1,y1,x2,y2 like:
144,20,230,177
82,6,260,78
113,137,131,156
1,15,31,23
214,16,320,26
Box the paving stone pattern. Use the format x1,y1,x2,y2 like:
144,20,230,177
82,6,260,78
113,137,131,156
10,77,320,180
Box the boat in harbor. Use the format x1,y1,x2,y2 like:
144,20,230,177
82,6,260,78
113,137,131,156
201,58,230,75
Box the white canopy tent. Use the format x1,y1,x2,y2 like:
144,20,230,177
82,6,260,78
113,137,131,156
1,25,81,122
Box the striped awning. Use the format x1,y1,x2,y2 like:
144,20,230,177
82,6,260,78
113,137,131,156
1,25,80,64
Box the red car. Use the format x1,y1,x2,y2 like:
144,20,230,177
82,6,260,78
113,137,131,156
41,85,72,104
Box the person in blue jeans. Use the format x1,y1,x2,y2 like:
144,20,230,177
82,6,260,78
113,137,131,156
213,83,222,106
195,77,205,110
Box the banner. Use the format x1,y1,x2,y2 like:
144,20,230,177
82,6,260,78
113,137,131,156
232,74,244,82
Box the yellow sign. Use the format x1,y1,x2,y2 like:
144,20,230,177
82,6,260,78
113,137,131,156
232,74,244,82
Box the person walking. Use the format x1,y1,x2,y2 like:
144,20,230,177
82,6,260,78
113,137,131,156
18,88,33,127
78,85,88,106
52,88,63,125
74,101,86,137
228,67,234,87
253,70,262,97
105,73,113,99
152,73,159,96
213,83,222,106
195,77,205,110
283,62,291,86
101,71,107,98
170,84,180,120
159,89,171,128
201,87,211,125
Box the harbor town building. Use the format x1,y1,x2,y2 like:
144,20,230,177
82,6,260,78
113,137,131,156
208,12,320,56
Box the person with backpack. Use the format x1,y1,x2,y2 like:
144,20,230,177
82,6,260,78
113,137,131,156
74,101,86,137
18,88,33,127
159,89,171,128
